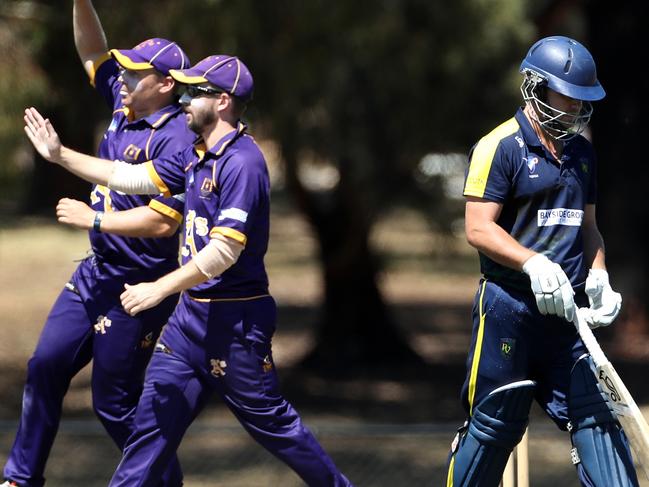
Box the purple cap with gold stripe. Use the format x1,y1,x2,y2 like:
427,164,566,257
110,38,190,76
170,55,254,102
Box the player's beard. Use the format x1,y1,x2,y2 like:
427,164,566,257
187,107,217,134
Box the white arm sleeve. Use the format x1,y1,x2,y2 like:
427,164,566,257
192,233,244,279
107,160,160,194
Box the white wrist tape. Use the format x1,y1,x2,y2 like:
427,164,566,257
193,233,244,279
108,160,160,194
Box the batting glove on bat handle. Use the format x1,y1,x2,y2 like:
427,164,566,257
582,268,622,328
523,253,576,322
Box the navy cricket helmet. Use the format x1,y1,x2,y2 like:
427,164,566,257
519,36,605,140
520,35,605,101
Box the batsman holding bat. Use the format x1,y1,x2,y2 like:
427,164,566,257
446,36,637,486
2,1,195,486
21,52,353,486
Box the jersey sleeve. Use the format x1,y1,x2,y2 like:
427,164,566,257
89,54,122,111
146,148,191,197
149,193,185,224
464,140,513,203
209,152,266,246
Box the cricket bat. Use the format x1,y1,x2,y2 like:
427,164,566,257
574,311,649,480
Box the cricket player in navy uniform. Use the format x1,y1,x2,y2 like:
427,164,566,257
445,36,637,486
22,54,353,487
1,2,195,486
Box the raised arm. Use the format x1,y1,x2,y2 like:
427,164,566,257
73,0,108,78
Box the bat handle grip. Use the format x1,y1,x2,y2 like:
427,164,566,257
573,311,608,367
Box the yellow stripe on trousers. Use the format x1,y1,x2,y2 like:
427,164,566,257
447,280,488,487
446,454,456,487
468,280,488,415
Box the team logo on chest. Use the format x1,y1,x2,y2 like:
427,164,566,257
210,358,227,377
94,315,112,335
123,144,142,161
200,177,214,199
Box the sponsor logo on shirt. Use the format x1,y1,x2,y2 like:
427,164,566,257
524,157,539,178
218,207,248,223
537,208,583,227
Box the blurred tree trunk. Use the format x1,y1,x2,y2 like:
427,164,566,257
282,145,423,373
586,3,649,334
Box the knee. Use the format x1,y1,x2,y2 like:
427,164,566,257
448,380,536,487
26,351,60,380
568,354,615,431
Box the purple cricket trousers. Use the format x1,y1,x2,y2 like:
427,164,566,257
3,257,182,487
109,294,352,487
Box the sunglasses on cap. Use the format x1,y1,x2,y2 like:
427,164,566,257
182,85,225,98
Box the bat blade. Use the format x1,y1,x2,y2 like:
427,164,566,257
574,312,649,480
596,361,649,480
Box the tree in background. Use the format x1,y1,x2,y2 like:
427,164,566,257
195,0,532,370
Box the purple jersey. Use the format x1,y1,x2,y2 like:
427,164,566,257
145,122,270,298
89,55,196,276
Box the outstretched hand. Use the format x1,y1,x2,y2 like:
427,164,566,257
24,107,62,163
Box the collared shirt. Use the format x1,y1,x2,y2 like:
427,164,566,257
88,55,195,276
463,108,598,291
145,122,270,299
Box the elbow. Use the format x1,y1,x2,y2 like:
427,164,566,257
148,220,179,238
156,223,179,238
465,226,481,249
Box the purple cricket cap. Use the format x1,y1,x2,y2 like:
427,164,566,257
110,38,190,76
169,55,254,102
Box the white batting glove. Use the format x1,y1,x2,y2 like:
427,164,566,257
522,254,575,322
580,269,622,329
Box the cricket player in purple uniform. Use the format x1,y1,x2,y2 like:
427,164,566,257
1,2,195,487
445,36,637,486
22,54,352,487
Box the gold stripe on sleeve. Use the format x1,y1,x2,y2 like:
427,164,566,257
468,280,488,415
145,161,172,197
210,227,247,246
464,118,519,198
149,199,183,224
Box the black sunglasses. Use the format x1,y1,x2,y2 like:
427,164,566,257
183,85,225,98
